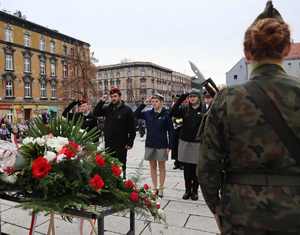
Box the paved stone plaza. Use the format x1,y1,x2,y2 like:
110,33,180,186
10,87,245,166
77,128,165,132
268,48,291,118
0,139,219,235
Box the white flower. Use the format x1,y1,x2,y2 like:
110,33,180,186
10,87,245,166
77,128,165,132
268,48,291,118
56,154,66,163
35,137,46,146
22,137,34,145
46,137,69,152
44,151,57,162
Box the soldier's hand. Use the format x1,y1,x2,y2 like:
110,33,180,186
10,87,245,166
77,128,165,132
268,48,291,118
144,96,152,105
100,95,108,102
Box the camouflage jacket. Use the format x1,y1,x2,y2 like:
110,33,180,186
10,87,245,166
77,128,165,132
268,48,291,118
198,63,300,231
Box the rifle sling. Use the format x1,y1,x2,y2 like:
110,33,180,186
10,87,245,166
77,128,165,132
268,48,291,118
245,81,300,166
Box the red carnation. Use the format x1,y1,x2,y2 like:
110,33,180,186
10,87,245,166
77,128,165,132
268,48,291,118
59,146,76,159
124,179,135,189
32,156,52,179
130,191,139,202
144,184,150,191
111,165,122,177
95,154,105,167
89,174,105,192
69,141,80,151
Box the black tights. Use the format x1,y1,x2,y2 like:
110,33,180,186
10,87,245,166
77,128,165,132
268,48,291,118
183,162,199,193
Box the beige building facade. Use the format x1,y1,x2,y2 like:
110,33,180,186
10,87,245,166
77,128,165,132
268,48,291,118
96,62,191,104
0,11,90,122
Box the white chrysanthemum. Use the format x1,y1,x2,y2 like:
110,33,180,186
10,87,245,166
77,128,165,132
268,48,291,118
46,137,69,152
22,137,35,145
44,151,57,162
35,137,46,146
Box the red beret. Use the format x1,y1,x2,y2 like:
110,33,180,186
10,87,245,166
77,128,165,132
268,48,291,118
110,87,121,96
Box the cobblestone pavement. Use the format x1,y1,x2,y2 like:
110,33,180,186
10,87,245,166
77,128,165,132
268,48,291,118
0,138,219,235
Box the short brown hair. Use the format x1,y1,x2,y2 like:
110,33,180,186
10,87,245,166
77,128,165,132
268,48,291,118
244,18,291,61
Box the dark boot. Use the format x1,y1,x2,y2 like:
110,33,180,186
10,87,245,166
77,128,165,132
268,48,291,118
191,181,199,201
182,181,192,200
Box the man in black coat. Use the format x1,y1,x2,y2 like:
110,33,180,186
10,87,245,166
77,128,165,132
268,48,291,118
94,88,136,179
62,99,98,133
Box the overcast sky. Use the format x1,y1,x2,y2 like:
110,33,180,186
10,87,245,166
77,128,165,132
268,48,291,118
2,0,300,84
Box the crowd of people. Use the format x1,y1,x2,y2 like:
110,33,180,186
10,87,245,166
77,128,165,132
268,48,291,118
60,86,213,200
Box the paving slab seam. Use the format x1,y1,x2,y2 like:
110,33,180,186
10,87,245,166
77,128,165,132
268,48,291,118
183,214,191,227
1,221,46,235
139,221,151,235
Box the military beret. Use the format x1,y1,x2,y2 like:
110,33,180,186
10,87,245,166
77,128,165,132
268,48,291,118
110,87,121,96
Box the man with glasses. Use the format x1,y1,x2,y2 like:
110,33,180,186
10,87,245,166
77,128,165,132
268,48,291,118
94,87,136,179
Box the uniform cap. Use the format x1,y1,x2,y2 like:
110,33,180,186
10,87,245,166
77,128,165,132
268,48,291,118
189,89,201,98
252,0,284,26
152,93,164,101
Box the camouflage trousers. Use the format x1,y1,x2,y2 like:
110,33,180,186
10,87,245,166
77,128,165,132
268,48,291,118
221,217,298,235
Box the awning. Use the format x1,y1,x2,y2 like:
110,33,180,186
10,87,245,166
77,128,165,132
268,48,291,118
48,106,58,112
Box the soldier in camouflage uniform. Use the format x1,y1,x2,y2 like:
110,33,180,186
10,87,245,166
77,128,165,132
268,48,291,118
198,1,300,234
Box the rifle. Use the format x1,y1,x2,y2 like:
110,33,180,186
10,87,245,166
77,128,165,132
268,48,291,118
189,61,219,98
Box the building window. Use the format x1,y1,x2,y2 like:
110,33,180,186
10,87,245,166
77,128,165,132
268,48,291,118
40,60,46,75
51,82,57,98
24,56,31,73
63,63,68,78
5,25,13,42
24,31,31,47
70,48,74,57
63,45,67,56
50,40,55,53
40,35,46,51
5,54,13,71
5,80,13,97
127,68,131,76
233,75,238,80
40,80,47,98
141,67,145,76
50,61,56,76
24,81,32,98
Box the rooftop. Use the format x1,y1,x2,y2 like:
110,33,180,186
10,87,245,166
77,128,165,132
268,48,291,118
286,42,300,60
0,10,90,46
97,61,173,73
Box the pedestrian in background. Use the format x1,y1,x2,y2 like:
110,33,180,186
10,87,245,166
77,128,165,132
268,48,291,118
94,87,136,179
171,89,204,200
198,2,300,234
135,94,174,197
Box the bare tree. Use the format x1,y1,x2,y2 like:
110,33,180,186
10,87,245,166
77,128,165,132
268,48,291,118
60,42,98,104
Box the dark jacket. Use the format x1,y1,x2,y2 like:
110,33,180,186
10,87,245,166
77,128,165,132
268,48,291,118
135,104,174,149
171,94,204,142
62,101,98,132
93,100,136,148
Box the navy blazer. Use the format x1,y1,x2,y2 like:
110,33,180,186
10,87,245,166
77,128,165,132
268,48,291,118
135,104,174,149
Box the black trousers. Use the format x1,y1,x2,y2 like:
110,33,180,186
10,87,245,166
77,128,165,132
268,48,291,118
105,145,128,179
183,162,199,192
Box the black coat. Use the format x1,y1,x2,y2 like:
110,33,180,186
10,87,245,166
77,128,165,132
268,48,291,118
94,101,136,149
171,95,204,143
62,101,98,132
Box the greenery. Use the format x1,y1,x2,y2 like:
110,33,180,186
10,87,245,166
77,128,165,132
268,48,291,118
0,117,164,221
